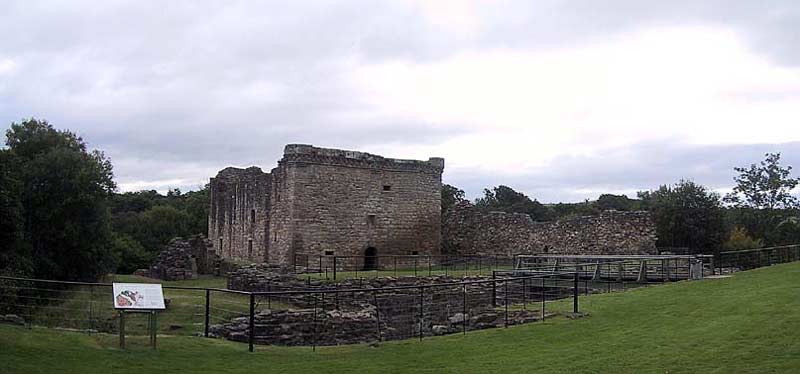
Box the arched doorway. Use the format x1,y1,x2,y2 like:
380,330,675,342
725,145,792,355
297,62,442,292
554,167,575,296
363,247,378,270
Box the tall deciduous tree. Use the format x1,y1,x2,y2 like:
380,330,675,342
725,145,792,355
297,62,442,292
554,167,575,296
724,153,799,209
638,180,726,252
474,185,551,221
5,119,116,281
441,183,466,214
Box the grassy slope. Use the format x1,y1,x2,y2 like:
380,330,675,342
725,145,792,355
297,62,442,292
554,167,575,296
2,263,800,373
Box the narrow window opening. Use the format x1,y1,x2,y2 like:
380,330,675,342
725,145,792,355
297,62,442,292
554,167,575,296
248,240,253,259
251,209,256,223
324,250,334,256
412,251,419,255
382,185,392,191
367,214,377,226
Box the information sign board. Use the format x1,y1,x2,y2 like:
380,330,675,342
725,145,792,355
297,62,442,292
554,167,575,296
112,283,166,310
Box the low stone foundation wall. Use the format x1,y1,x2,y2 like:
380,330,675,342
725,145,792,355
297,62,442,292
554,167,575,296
213,265,562,346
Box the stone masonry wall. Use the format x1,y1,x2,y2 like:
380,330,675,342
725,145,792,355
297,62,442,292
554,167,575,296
277,144,443,268
208,167,271,262
149,235,221,281
442,202,657,256
209,144,444,267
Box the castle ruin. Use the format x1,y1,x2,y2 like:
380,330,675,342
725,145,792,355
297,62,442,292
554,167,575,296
208,144,444,268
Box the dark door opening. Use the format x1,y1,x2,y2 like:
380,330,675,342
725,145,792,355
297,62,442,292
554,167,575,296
364,247,378,270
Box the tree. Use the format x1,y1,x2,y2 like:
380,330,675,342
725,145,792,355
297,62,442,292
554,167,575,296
596,194,639,211
441,183,466,214
474,185,551,221
724,153,799,209
0,150,32,277
638,180,726,252
4,119,116,281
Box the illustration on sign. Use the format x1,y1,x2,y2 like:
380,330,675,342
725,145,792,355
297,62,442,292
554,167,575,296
112,283,166,310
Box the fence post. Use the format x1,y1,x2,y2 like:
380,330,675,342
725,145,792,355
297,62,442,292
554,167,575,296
541,276,546,321
89,284,94,333
394,256,397,276
491,273,497,307
248,293,255,353
522,277,527,310
503,281,508,328
312,293,318,351
204,289,210,338
119,311,125,349
428,255,432,276
462,284,467,335
333,256,337,281
418,286,424,341
573,272,579,313
374,291,382,342
414,256,418,277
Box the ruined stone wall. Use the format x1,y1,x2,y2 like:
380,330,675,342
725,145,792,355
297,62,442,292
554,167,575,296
208,167,271,262
442,202,657,256
276,145,444,268
210,144,444,266
149,235,221,281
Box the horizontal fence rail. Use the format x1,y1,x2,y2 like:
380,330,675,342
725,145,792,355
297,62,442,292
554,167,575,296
714,244,800,274
0,272,583,352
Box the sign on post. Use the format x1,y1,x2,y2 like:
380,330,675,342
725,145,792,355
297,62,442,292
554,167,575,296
112,283,166,310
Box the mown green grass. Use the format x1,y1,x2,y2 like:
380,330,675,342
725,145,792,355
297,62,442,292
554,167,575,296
29,274,250,337
2,262,799,373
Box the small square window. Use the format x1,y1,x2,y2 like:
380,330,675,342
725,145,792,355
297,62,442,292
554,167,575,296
383,185,392,191
367,214,376,225
324,250,334,256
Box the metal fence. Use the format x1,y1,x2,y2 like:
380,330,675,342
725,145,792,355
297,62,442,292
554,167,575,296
713,244,800,273
0,271,585,352
293,254,516,280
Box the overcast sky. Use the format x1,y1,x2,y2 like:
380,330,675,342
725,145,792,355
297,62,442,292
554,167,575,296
2,1,799,202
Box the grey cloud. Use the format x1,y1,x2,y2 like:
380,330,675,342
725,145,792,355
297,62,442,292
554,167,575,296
2,1,800,198
447,141,800,203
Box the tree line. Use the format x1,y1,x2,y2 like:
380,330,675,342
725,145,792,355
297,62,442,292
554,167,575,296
2,119,798,281
443,153,800,254
1,119,207,281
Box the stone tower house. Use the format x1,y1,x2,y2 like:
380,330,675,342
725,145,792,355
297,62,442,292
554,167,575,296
209,144,444,267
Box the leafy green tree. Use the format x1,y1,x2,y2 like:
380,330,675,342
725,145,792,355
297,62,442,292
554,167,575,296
638,180,726,252
0,150,32,277
136,205,192,253
596,194,639,211
724,153,799,209
475,185,552,221
441,183,466,214
4,119,116,281
110,233,151,274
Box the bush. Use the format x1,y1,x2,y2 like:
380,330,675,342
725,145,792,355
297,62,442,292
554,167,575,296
723,226,764,251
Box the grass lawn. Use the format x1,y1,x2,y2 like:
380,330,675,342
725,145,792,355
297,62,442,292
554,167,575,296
28,274,251,337
2,262,799,373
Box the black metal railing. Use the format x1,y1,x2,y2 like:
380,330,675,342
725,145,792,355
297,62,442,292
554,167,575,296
0,271,582,352
714,244,800,274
